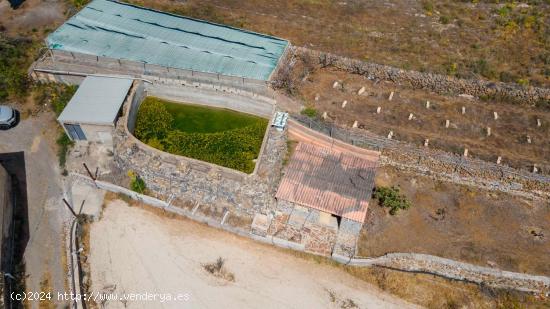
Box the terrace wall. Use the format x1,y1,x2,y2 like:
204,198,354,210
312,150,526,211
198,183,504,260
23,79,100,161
294,47,550,107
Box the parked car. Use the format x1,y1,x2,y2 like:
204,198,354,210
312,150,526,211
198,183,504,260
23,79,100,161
0,105,19,130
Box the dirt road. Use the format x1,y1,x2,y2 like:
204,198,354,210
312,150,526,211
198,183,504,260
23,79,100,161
89,200,417,308
0,112,70,308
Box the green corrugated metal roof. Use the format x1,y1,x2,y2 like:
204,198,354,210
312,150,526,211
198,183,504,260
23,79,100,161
46,0,288,81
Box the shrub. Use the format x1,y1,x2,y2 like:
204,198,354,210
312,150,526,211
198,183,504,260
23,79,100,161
163,122,266,173
439,15,450,24
134,99,267,173
301,106,318,118
516,78,529,87
203,257,235,282
134,99,174,141
422,1,434,14
0,36,33,100
56,132,74,168
470,59,497,79
373,186,411,215
128,170,146,194
69,0,90,9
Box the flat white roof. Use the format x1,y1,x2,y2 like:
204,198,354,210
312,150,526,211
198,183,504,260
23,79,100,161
58,76,133,125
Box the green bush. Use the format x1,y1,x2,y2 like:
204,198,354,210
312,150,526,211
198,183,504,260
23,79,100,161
301,106,318,118
373,186,411,215
134,99,174,141
128,170,146,194
33,83,78,115
0,36,33,100
133,99,267,173
56,132,74,168
68,0,90,9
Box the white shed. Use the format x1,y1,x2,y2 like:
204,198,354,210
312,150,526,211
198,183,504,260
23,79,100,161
58,76,133,144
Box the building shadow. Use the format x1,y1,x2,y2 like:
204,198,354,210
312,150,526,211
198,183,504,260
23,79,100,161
7,0,25,9
0,152,29,309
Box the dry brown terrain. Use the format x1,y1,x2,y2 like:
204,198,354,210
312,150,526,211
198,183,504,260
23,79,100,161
129,0,550,87
88,197,549,309
89,199,417,309
359,165,550,276
296,65,550,173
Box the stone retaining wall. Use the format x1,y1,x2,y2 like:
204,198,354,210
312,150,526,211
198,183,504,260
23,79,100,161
112,84,287,216
75,173,550,295
334,253,550,295
293,47,550,107
293,115,550,200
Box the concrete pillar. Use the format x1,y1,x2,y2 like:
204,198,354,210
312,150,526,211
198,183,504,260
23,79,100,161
388,91,394,101
424,139,429,147
352,121,358,128
497,156,502,165
322,112,327,120
341,100,347,108
426,101,430,108
463,148,469,157
315,94,320,101
486,127,491,137
445,119,450,128
537,118,542,127
527,135,532,144
333,81,339,88
376,106,381,114
461,106,466,115
493,112,499,120
357,86,366,95
408,113,414,120
387,131,394,139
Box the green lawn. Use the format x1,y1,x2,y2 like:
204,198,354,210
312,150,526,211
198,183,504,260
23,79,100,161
134,97,268,173
163,100,263,133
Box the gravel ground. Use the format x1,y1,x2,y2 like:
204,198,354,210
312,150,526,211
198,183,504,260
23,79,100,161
89,199,417,309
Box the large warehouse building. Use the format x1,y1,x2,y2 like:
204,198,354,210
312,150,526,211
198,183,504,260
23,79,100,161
33,0,289,93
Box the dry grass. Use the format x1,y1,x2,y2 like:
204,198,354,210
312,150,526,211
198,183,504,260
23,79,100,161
282,139,298,167
295,65,550,173
38,273,54,309
358,165,550,276
224,213,253,229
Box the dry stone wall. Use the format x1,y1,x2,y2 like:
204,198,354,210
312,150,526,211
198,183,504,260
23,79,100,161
293,47,550,107
112,85,286,216
334,253,550,295
293,115,550,200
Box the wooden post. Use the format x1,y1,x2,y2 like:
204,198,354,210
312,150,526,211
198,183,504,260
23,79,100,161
83,163,96,181
62,199,78,218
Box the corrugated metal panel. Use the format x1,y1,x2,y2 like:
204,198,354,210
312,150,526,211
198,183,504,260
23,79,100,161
57,76,133,125
276,142,378,223
47,0,288,81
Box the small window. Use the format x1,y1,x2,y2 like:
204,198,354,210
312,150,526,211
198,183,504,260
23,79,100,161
64,123,87,141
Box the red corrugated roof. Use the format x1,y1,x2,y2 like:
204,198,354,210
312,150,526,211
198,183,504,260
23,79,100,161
276,142,378,223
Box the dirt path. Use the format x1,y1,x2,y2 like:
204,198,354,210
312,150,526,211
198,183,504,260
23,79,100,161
89,200,417,309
